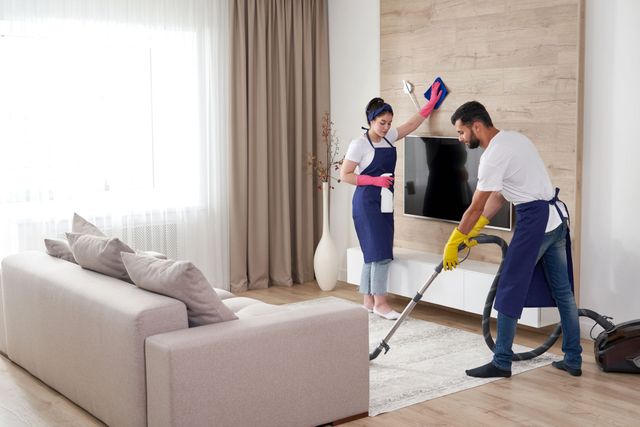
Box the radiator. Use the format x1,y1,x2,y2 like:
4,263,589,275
14,217,179,260
117,221,179,260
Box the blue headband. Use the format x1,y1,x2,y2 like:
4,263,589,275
367,103,393,122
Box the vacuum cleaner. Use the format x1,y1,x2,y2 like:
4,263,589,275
369,234,640,374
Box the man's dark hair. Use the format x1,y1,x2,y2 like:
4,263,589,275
450,101,493,127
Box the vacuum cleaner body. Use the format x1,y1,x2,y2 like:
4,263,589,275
594,319,640,374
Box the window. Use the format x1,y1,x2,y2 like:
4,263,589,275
0,25,203,210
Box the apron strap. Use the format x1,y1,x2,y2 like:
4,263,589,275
549,187,570,225
364,129,394,148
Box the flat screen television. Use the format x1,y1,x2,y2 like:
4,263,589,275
403,135,513,230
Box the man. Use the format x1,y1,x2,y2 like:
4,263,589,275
442,101,582,378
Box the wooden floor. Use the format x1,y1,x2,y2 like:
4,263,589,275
1,281,639,426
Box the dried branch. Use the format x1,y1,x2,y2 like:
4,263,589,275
307,112,343,189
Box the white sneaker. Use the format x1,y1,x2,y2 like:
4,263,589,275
373,307,401,320
362,305,373,313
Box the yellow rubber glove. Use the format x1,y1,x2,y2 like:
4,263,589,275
465,215,490,248
443,227,469,271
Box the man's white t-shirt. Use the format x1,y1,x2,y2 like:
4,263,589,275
477,130,567,232
344,128,399,173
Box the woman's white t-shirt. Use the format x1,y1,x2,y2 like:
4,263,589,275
477,130,567,232
344,128,399,173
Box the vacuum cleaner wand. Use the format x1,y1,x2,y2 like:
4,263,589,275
369,265,443,360
369,240,472,361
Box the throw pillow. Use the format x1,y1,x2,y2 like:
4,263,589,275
43,213,106,263
67,232,135,283
44,238,77,263
121,252,238,327
71,212,107,236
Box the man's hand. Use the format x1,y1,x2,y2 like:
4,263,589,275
465,215,490,248
443,227,469,270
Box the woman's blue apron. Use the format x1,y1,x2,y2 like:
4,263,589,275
352,132,397,263
494,188,575,319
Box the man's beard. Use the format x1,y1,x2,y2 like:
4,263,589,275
469,133,480,149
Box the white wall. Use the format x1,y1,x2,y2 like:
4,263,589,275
580,0,640,334
328,0,380,281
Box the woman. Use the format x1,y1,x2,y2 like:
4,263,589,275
340,82,442,319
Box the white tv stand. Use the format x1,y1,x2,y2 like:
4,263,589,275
346,246,560,328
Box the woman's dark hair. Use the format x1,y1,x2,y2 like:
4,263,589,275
450,101,493,127
365,97,393,123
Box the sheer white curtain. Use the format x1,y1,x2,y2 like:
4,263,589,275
0,0,230,288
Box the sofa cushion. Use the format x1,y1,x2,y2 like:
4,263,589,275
222,296,286,318
44,238,77,263
222,296,268,312
213,288,235,300
121,252,238,327
67,233,135,283
235,302,287,318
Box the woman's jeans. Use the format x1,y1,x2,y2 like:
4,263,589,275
359,259,391,295
493,221,582,370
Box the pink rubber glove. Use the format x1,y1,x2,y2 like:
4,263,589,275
357,174,394,188
419,81,442,118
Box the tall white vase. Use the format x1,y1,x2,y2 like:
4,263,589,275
313,182,338,291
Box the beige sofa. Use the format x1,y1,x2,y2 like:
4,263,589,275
0,251,369,427
0,273,6,356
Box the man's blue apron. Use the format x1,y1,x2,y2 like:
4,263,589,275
494,188,575,319
352,132,397,263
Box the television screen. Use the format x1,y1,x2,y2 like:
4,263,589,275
403,135,513,230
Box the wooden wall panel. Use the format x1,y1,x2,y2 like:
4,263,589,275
381,0,584,264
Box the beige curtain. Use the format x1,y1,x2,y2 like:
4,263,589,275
229,0,330,292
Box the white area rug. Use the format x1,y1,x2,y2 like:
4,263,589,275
292,297,558,416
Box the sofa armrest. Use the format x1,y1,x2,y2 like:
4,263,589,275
0,270,7,356
145,299,369,427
